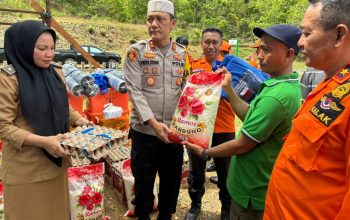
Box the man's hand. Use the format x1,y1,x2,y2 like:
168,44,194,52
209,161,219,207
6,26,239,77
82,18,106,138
182,140,204,157
148,118,171,143
216,67,235,94
216,67,249,121
74,117,94,127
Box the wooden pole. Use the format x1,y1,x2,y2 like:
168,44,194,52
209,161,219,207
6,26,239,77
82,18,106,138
45,0,51,27
0,22,12,26
30,0,101,68
0,8,41,14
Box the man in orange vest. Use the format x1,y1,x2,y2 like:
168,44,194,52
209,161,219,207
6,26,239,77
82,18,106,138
185,27,235,220
264,1,350,219
207,40,232,184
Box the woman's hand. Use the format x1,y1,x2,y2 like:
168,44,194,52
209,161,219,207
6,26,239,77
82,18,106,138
40,133,69,158
182,140,204,157
74,117,94,127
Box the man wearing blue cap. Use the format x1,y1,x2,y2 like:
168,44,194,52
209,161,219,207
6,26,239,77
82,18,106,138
183,24,302,220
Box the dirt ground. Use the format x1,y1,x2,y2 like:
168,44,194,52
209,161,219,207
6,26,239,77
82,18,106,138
103,120,244,220
104,171,222,220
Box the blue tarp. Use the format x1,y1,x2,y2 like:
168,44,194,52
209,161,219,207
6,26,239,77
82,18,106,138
213,55,270,103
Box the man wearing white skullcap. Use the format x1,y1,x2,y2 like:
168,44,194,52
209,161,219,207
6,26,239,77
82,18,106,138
124,0,186,219
148,0,174,15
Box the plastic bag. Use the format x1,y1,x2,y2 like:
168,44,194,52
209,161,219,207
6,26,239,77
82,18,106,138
103,103,123,119
0,181,3,220
122,159,158,217
168,72,224,148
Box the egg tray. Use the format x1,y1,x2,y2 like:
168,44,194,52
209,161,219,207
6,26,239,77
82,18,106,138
111,160,124,177
61,125,127,162
106,145,131,163
68,155,91,167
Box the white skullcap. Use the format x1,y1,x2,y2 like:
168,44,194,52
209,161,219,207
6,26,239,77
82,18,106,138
148,0,174,16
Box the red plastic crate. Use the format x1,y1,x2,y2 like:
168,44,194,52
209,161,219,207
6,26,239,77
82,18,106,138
68,93,84,115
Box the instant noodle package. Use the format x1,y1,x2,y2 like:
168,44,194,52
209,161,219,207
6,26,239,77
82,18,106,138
168,72,224,148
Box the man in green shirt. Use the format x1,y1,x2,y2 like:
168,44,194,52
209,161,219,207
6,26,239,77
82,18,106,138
183,24,302,220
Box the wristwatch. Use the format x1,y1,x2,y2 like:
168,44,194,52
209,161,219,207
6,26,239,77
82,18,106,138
201,149,209,161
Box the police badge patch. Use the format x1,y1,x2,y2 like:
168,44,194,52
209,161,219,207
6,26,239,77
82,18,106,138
173,53,183,60
146,76,156,86
127,48,137,62
176,77,182,86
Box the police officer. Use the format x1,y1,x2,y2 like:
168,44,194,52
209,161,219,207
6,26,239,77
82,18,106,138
124,1,185,219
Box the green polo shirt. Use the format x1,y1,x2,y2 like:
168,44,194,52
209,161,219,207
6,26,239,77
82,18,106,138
227,72,301,210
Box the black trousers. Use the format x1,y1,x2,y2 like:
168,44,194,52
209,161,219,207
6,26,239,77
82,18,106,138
187,132,234,207
130,129,184,217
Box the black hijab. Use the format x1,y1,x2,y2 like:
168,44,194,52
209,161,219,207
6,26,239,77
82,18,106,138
4,20,69,166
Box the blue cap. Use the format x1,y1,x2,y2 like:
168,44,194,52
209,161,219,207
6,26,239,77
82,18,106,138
253,24,302,55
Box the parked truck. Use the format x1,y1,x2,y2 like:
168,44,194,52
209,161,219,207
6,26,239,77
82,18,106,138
54,45,122,68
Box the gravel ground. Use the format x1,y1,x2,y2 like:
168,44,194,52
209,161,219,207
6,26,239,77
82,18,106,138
104,172,222,220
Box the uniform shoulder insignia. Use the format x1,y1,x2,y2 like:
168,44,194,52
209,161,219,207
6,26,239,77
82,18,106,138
175,42,185,48
1,64,16,75
51,62,62,69
139,39,148,45
335,67,350,81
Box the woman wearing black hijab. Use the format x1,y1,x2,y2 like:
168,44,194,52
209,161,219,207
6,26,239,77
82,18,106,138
0,20,91,219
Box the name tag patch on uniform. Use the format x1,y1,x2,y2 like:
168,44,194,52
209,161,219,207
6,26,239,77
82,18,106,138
141,60,159,65
127,49,137,62
310,95,344,127
172,61,184,67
